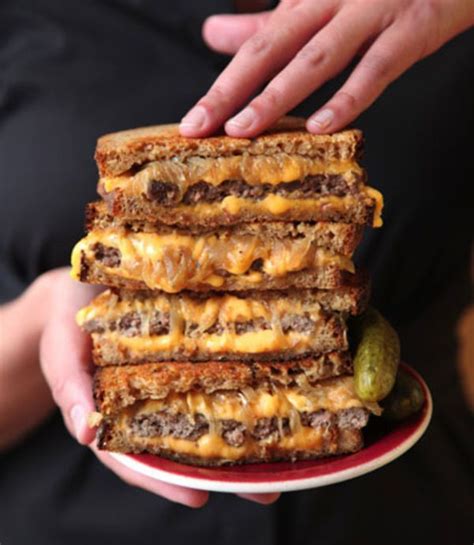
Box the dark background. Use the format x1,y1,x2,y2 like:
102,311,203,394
0,1,473,544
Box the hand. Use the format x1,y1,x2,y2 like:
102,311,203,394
180,0,474,137
37,269,279,507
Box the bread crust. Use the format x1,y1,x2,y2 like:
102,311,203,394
95,116,363,177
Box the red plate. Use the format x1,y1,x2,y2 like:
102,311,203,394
109,363,432,493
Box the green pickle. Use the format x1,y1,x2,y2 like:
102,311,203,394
381,371,424,421
352,307,400,402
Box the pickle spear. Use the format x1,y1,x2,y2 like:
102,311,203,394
352,307,400,402
381,370,424,421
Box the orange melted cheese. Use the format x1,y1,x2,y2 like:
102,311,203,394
102,154,362,192
117,378,368,460
113,328,319,355
76,291,331,356
71,228,354,292
129,427,328,460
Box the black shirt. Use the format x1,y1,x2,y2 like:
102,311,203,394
0,2,473,544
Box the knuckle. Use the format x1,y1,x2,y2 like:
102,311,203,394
198,86,233,113
255,86,285,111
360,52,392,81
242,33,273,57
411,0,442,21
405,0,441,56
333,91,358,111
296,41,330,69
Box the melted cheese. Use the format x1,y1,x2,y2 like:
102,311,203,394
365,186,384,227
115,328,316,355
117,378,366,460
76,290,330,356
71,228,354,292
138,192,380,227
128,427,327,460
219,189,383,226
77,290,315,325
102,154,361,193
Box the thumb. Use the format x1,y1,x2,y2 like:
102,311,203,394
203,12,271,55
39,272,101,445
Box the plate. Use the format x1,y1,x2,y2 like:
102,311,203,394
109,363,432,494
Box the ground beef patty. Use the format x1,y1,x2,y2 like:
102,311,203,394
129,408,368,447
83,312,319,337
147,173,356,206
131,412,209,441
92,242,121,267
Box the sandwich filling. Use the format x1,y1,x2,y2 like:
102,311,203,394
71,228,355,292
101,154,363,192
78,291,348,361
111,377,370,460
99,154,383,227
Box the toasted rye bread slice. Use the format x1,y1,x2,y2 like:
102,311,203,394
95,116,363,177
86,200,364,255
93,354,353,414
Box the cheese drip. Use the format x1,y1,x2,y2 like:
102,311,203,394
71,229,354,292
102,154,362,193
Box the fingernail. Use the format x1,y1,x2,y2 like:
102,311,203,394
180,106,207,131
227,108,256,131
308,109,334,131
70,404,86,439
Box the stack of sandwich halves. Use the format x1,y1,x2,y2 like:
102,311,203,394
72,117,383,466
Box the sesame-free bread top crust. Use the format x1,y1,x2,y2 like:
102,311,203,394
95,116,363,177
94,352,352,415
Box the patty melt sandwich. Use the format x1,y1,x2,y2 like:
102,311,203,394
72,117,386,466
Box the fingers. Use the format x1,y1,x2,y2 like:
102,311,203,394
224,4,386,137
92,445,209,508
203,13,271,55
180,1,336,137
238,492,281,504
40,272,102,445
307,21,423,133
